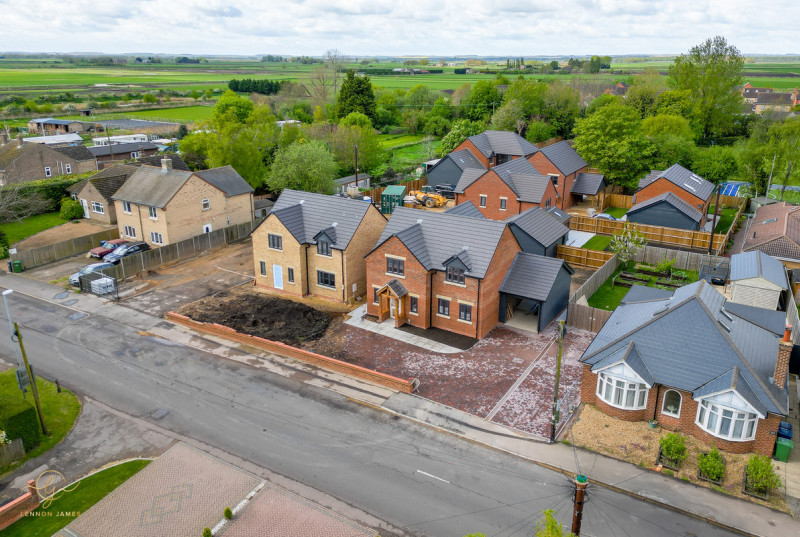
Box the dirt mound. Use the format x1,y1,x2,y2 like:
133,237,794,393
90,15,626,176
178,291,331,344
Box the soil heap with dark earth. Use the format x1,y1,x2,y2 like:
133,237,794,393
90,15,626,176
178,292,331,344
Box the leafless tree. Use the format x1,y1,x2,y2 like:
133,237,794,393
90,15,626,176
0,180,51,223
308,65,334,107
325,49,345,96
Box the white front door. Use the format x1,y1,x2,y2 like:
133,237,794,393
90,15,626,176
389,298,396,319
272,264,283,289
203,224,212,233
80,199,90,218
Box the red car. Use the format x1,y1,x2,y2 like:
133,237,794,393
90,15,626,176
89,239,129,259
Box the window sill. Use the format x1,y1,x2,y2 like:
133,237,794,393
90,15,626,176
457,318,472,324
316,284,336,290
443,280,466,288
385,273,405,279
436,313,450,319
409,311,418,316
268,247,283,252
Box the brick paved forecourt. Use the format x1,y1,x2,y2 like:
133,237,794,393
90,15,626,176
58,443,260,537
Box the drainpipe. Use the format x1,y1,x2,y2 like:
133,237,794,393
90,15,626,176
428,271,434,328
652,385,660,422
476,278,481,339
340,250,345,303
305,244,310,296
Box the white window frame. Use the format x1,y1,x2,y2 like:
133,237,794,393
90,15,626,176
123,225,136,238
44,166,52,177
65,164,72,174
131,151,140,159
148,206,157,219
499,197,507,211
661,390,682,418
202,198,210,211
695,400,758,442
479,194,487,208
150,231,163,244
91,201,104,214
596,372,648,410
122,201,131,214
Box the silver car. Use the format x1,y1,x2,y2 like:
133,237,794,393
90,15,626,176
69,262,114,286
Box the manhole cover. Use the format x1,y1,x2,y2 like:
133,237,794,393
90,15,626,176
150,409,169,420
67,312,87,321
53,292,69,300
61,299,78,307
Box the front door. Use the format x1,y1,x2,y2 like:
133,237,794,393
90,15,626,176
389,298,396,319
272,264,283,289
203,224,212,233
80,199,90,218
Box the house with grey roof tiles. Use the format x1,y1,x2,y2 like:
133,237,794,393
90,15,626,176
366,207,572,338
580,280,790,455
454,130,540,170
0,135,97,185
426,148,487,188
728,251,790,311
251,189,387,304
626,191,704,231
529,140,596,211
634,164,714,224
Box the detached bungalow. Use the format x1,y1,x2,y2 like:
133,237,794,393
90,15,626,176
580,280,789,455
252,190,387,303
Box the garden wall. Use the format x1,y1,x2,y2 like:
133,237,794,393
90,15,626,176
165,312,416,394
0,480,38,531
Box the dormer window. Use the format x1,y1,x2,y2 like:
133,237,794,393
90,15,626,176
446,266,465,284
317,240,331,256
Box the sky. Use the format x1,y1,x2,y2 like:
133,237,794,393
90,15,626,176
0,0,798,57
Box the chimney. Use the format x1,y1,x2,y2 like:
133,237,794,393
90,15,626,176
17,133,23,148
161,158,172,171
775,325,792,389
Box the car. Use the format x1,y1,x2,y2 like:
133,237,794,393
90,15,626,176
89,239,129,259
421,184,456,199
593,213,617,221
69,262,115,286
103,241,150,264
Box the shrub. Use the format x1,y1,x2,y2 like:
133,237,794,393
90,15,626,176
655,257,676,273
60,197,84,220
203,528,212,537
0,395,42,451
746,455,781,493
223,507,232,520
659,432,687,465
698,448,725,482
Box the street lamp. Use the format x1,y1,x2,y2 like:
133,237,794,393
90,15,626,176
2,289,23,368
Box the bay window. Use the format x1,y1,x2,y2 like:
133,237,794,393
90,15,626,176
596,372,647,410
696,400,757,441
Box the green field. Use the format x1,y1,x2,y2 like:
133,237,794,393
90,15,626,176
114,105,213,122
378,134,428,148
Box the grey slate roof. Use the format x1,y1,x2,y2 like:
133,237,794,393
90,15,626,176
453,168,488,194
268,189,373,251
505,207,569,248
730,251,789,290
68,163,139,195
693,366,767,417
571,173,606,196
492,158,552,203
637,164,715,202
87,142,159,157
445,201,486,219
723,302,786,336
627,192,703,223
592,342,655,387
581,280,788,417
135,153,190,171
111,166,193,208
51,145,95,161
539,141,587,177
374,207,508,279
546,207,571,225
446,149,486,171
500,252,573,301
194,166,253,197
620,285,674,304
466,130,539,158
384,278,408,298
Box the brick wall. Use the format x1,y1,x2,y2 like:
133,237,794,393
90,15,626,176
635,178,709,217
0,143,96,185
454,139,491,168
252,215,306,299
477,227,520,338
528,152,586,211
429,269,481,338
77,181,115,225
166,312,414,393
459,171,518,220
0,481,38,531
342,206,388,302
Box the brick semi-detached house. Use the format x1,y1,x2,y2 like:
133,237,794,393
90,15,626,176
112,159,254,246
366,207,573,339
453,130,540,169
252,189,387,304
528,140,598,211
0,134,96,185
580,280,789,455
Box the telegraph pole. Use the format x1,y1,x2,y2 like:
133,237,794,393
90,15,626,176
14,322,48,435
550,320,565,443
354,145,359,189
572,474,588,535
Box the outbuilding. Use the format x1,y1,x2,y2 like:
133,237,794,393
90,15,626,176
626,192,703,231
729,251,789,311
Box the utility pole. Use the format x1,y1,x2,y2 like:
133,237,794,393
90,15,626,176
354,145,359,189
767,153,776,199
14,322,48,436
2,290,23,369
707,183,721,255
571,474,588,535
550,320,565,443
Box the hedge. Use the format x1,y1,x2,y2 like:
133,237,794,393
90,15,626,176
0,394,42,451
0,172,92,219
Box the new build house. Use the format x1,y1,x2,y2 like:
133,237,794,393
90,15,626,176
580,280,789,455
112,160,254,246
251,190,387,304
453,130,539,169
426,148,487,188
528,141,594,211
632,164,714,227
366,207,572,339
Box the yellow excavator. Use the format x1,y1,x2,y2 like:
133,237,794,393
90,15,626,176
408,189,447,208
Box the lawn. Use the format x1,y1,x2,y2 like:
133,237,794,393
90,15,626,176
1,459,150,537
588,264,699,311
377,133,429,149
387,140,441,171
0,212,67,245
708,206,739,233
0,368,82,476
122,105,214,122
582,235,612,251
603,207,628,219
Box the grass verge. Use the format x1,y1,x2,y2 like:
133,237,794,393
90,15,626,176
0,368,82,477
1,459,150,537
0,212,67,245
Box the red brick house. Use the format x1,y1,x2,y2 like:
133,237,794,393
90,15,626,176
528,141,591,211
453,157,559,220
366,207,573,339
580,281,789,455
634,164,714,221
454,130,539,169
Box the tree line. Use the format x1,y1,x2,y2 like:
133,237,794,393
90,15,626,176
227,78,283,95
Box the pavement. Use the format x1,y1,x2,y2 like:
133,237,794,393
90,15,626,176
1,272,798,536
773,375,800,517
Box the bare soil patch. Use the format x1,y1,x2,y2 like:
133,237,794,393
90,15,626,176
14,221,114,251
177,289,333,345
570,404,789,512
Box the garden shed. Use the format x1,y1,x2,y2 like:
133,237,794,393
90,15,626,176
626,192,703,231
381,185,406,214
729,251,789,311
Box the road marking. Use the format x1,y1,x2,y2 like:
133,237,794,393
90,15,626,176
416,470,450,484
485,336,556,421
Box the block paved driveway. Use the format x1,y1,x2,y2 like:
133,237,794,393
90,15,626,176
343,322,593,438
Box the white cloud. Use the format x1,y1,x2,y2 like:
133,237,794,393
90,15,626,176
0,0,796,56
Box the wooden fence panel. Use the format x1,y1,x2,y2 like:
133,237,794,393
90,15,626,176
569,255,620,304
602,193,634,209
568,216,727,252
556,245,614,269
0,438,24,467
9,228,119,270
567,303,613,332
362,178,427,202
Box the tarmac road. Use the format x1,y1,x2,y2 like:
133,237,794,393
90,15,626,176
0,284,740,537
